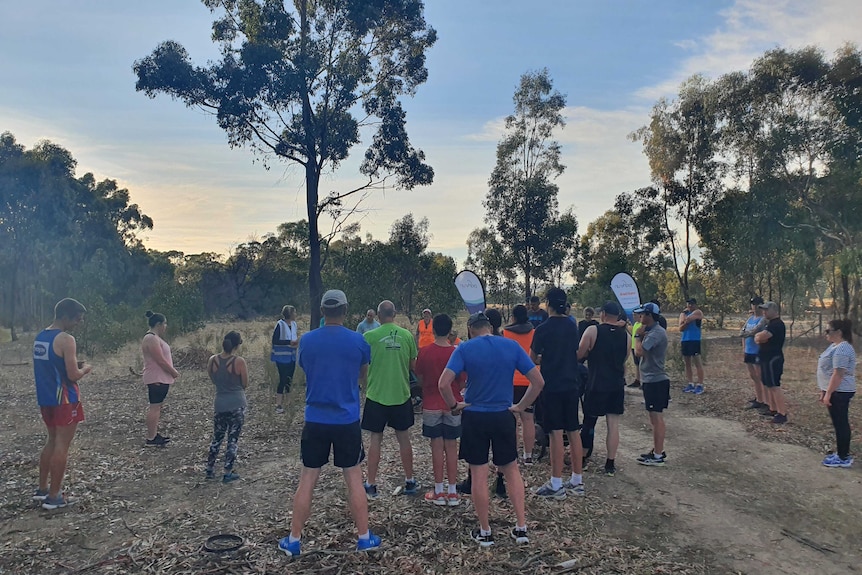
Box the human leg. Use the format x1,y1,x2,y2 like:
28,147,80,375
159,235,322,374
828,393,852,459
499,461,526,527
289,467,322,538
365,432,383,486
146,403,162,440
394,429,415,481
470,464,491,531
39,426,57,492
549,430,564,480
648,411,665,454
49,423,78,498
429,437,444,485
343,465,370,536
683,355,693,385
567,430,583,475
520,411,535,460
693,355,704,385
606,414,621,460
223,408,246,472
443,439,459,487
206,412,229,473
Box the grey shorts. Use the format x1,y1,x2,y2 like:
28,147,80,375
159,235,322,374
422,409,462,440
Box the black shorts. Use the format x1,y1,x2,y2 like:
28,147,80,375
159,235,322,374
513,386,534,414
541,389,581,431
681,341,701,357
301,421,365,468
459,410,518,466
642,380,670,412
631,349,641,366
760,355,784,388
743,354,759,365
361,398,414,433
583,388,625,417
147,383,170,404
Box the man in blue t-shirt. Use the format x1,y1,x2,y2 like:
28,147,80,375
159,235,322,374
679,298,705,394
279,289,380,557
439,312,544,548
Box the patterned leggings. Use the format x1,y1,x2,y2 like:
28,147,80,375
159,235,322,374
206,408,245,472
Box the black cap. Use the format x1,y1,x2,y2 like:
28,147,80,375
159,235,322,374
750,296,764,306
601,301,621,316
685,298,697,305
467,312,490,327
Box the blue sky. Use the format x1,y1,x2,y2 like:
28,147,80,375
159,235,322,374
2,0,860,263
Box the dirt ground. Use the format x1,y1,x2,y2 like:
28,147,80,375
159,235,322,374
1,323,860,575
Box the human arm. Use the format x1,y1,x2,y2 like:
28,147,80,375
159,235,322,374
754,329,773,345
510,367,545,413
359,363,369,381
634,324,645,358
143,335,180,377
820,368,846,407
678,312,687,330
741,317,768,338
438,368,468,412
56,333,91,381
234,357,249,389
577,325,596,361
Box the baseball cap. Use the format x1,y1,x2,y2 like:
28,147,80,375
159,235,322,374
633,302,660,315
422,308,432,314
467,312,490,327
321,289,348,308
685,298,697,305
758,301,779,313
750,296,764,306
601,301,621,316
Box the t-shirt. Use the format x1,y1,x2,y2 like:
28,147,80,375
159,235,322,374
817,341,857,393
364,323,418,406
298,325,371,424
356,319,381,334
742,315,767,355
758,318,786,358
530,316,580,393
528,308,549,328
639,325,668,383
415,343,464,410
445,335,535,412
631,322,642,351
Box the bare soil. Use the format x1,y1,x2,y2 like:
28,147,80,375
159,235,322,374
1,325,860,574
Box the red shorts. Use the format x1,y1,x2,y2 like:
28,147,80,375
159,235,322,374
40,402,85,427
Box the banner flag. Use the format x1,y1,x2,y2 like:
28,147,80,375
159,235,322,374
610,272,641,322
454,270,486,314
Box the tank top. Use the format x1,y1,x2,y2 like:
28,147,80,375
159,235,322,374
743,315,761,355
210,355,247,412
33,329,79,406
417,319,434,348
142,333,176,385
586,324,628,392
681,311,702,342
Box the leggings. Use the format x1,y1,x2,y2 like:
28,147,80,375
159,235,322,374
276,362,296,394
827,391,854,459
580,415,597,456
207,407,246,472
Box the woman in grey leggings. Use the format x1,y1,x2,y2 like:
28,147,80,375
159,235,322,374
206,331,248,483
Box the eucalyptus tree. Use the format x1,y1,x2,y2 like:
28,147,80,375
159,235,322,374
134,0,436,326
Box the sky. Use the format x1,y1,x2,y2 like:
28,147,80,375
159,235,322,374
2,0,861,265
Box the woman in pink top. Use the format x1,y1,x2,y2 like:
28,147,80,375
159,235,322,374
142,311,179,447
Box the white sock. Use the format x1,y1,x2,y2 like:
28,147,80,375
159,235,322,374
288,534,300,543
358,532,370,541
435,482,444,494
405,477,414,483
448,484,457,494
480,528,492,536
516,524,527,531
523,451,531,459
550,476,562,490
571,473,582,485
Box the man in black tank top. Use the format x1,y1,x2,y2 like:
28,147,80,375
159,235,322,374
577,301,630,476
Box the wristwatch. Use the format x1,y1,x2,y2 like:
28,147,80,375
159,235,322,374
450,401,459,410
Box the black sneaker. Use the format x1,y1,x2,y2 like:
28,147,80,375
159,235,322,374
745,400,764,409
494,474,507,499
605,464,616,477
456,478,472,496
145,434,170,447
637,449,666,466
510,527,529,544
627,380,641,388
470,528,494,547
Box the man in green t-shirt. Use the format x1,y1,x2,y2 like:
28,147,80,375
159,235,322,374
361,300,419,499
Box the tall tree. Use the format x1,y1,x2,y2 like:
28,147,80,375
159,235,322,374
134,0,436,326
484,68,570,298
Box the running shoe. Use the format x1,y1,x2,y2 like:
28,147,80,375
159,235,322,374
523,456,533,466
833,456,854,468
278,537,300,556
222,472,240,483
32,489,49,502
605,464,616,477
494,474,508,499
356,532,382,552
470,529,494,547
456,478,471,495
682,383,695,393
564,480,586,496
145,433,170,447
275,405,285,414
637,450,666,466
424,491,447,506
745,400,765,409
364,483,379,500
760,409,777,417
404,479,419,495
771,413,788,424
41,495,70,510
446,493,461,506
534,481,567,500
510,527,529,544
693,385,704,395
205,469,216,480
822,453,840,466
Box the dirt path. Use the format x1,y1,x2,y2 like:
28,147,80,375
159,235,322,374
598,387,862,575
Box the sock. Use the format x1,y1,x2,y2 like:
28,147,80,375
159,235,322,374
288,534,300,543
358,532,370,541
448,484,457,494
523,451,530,459
435,482,444,494
480,528,492,536
516,524,527,531
606,458,615,468
570,473,582,485
550,477,562,490
405,477,414,484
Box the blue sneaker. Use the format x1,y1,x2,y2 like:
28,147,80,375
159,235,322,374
364,483,378,500
404,479,419,495
278,536,300,556
822,453,840,466
823,455,854,468
693,385,704,395
682,384,695,393
356,532,381,552
32,489,49,502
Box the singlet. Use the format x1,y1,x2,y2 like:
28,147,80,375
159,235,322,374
271,319,298,363
142,333,176,385
210,355,248,413
417,319,435,348
681,311,702,342
33,329,79,406
743,315,764,355
586,324,628,392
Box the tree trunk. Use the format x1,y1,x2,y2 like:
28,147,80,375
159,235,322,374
7,257,18,341
306,164,322,329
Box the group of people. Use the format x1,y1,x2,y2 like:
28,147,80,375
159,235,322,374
28,289,855,551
